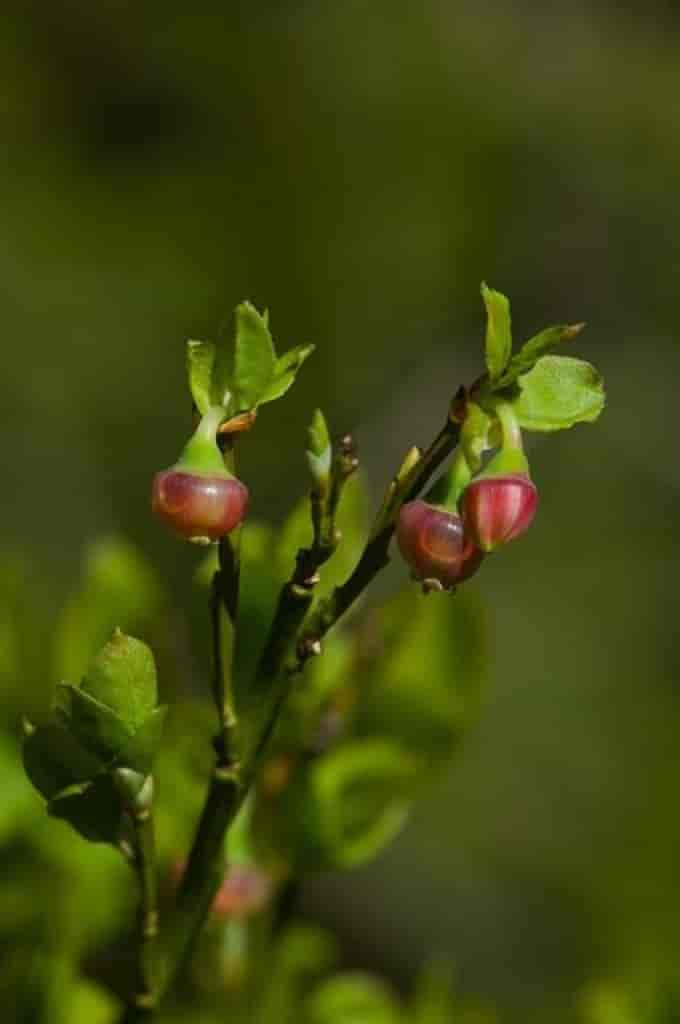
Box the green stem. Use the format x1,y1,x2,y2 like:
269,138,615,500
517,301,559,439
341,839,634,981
157,436,242,1000
156,400,461,1009
295,411,462,663
210,432,241,754
244,434,357,758
159,762,242,992
240,409,463,772
493,400,523,450
120,803,159,1023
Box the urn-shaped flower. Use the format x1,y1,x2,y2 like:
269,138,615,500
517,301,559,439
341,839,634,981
152,407,249,542
396,500,483,588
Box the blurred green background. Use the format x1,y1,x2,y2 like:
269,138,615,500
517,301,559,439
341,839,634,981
2,1,679,1021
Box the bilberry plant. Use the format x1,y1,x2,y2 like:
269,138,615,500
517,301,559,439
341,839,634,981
22,288,604,1023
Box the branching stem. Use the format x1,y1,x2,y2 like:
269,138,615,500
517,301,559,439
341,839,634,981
157,397,463,1009
120,804,159,1023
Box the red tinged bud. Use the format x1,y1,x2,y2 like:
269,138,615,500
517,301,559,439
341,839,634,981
396,500,483,588
462,473,537,552
152,470,249,541
168,861,272,919
211,865,273,920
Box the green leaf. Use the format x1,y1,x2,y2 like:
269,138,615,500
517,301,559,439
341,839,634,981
186,339,217,415
68,979,120,1024
81,631,158,732
495,323,585,388
481,283,512,382
23,723,101,800
355,587,487,768
118,706,167,775
257,925,339,1024
311,739,418,868
260,344,316,405
48,773,124,844
511,355,605,431
57,684,133,764
231,301,277,410
305,973,403,1024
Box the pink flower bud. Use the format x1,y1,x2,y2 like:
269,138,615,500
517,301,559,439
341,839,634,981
211,865,273,920
462,473,537,552
168,861,272,920
152,470,249,541
396,500,483,588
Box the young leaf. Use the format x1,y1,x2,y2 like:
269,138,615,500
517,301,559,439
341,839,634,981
186,339,217,414
68,979,120,1024
23,723,101,800
57,684,133,764
311,739,418,868
260,344,316,405
231,301,277,410
495,323,585,388
256,925,339,1024
47,773,124,844
481,283,512,383
305,973,403,1024
511,355,605,431
354,587,487,768
117,706,168,775
81,631,158,733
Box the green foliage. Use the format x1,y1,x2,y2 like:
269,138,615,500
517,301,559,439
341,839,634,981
274,469,370,602
55,631,165,770
81,630,158,733
47,773,125,845
310,738,419,868
255,925,339,1024
187,302,314,416
24,717,126,843
24,628,165,848
186,340,217,417
67,980,120,1024
304,973,403,1024
495,322,585,388
57,683,135,763
253,738,418,873
11,280,607,1021
229,302,277,410
510,354,606,431
477,288,604,438
261,344,316,405
356,587,487,768
23,724,102,799
481,283,512,383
